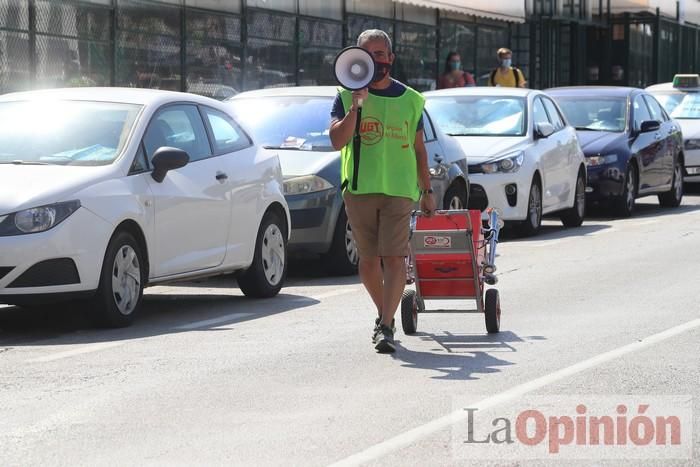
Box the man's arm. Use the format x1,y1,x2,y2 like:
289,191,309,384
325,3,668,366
414,130,431,191
414,129,436,215
329,89,368,150
517,69,527,88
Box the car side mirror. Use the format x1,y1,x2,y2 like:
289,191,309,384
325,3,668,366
640,120,661,133
535,122,555,139
151,147,189,183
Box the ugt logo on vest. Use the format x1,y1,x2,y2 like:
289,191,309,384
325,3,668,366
360,117,384,145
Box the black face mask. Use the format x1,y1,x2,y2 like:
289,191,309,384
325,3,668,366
372,61,392,83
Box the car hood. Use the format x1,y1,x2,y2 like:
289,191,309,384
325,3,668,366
576,131,625,155
676,119,700,140
275,149,340,178
0,164,116,215
452,136,529,165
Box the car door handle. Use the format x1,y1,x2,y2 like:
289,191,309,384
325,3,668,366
434,154,443,163
215,171,228,182
654,133,662,140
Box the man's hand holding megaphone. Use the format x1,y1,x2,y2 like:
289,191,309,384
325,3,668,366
351,88,369,111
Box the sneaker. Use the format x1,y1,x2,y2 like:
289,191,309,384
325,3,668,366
374,324,396,353
372,317,395,343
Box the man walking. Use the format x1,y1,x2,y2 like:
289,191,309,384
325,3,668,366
329,29,435,353
488,47,527,88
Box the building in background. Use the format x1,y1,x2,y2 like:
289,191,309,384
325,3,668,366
0,0,699,96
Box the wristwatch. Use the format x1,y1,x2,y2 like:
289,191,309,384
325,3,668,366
420,188,434,195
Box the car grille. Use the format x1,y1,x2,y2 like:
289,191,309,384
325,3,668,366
8,259,80,288
468,165,483,174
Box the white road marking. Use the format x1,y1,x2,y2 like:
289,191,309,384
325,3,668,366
624,219,659,226
328,318,700,467
174,312,256,331
27,341,126,363
311,288,362,300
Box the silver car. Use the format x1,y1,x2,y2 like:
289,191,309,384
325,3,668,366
228,86,469,275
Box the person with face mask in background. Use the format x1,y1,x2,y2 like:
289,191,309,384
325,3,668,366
489,47,527,88
437,51,475,89
329,29,436,354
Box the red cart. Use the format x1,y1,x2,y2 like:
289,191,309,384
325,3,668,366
401,208,502,335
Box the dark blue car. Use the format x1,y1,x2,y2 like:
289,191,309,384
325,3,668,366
547,87,684,217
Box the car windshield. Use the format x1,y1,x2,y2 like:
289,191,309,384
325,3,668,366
424,96,526,136
0,100,141,166
229,96,334,151
652,91,700,119
553,97,627,132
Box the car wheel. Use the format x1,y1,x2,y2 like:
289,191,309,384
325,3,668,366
515,178,542,237
443,182,468,210
613,163,637,217
91,230,145,328
323,208,359,276
658,157,683,208
238,211,287,298
560,170,586,228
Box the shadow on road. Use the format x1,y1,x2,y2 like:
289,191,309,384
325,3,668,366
682,183,700,196
0,291,318,347
391,331,546,380
286,259,361,286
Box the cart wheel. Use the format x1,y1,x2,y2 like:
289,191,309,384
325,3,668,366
401,290,418,335
484,289,501,334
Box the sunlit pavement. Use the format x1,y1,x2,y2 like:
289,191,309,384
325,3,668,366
2,189,700,466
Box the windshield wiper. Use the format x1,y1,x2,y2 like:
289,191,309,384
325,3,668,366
0,160,50,165
574,127,598,131
263,145,302,150
263,145,334,151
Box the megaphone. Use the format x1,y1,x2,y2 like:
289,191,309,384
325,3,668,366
334,46,375,92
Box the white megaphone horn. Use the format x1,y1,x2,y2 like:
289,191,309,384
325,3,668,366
334,46,375,107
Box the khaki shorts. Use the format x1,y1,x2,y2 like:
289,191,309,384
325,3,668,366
343,192,414,258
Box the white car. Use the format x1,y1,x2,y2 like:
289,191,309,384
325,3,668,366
0,88,289,327
647,74,700,182
424,88,587,236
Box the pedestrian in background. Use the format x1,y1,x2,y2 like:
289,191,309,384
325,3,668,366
437,51,475,89
488,47,527,88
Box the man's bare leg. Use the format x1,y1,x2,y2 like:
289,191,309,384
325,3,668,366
379,256,406,326
359,256,383,317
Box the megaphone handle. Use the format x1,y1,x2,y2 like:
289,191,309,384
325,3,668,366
352,106,362,191
354,106,362,136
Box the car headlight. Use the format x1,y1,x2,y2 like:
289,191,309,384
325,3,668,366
283,175,333,195
586,154,618,167
685,139,700,150
0,200,81,236
429,166,447,177
480,152,524,174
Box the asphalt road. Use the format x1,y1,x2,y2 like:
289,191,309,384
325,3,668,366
1,188,700,466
